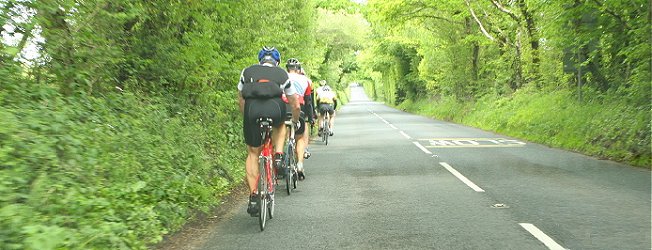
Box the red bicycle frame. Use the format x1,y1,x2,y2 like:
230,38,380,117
259,127,275,194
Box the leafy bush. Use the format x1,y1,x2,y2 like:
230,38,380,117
0,84,245,249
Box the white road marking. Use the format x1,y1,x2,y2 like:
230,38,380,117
389,124,398,130
399,131,411,139
369,110,391,125
421,138,526,148
519,223,568,250
438,162,485,192
413,141,432,154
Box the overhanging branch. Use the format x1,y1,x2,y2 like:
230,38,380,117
489,0,520,22
465,0,496,42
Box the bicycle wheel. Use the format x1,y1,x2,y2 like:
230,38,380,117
321,119,328,144
284,144,292,195
324,117,329,145
292,153,298,189
268,163,275,219
258,157,268,231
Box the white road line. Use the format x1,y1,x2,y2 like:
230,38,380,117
399,131,411,139
370,110,391,124
413,141,432,154
389,124,398,130
519,223,568,250
438,162,485,192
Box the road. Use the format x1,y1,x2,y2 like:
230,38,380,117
195,86,650,250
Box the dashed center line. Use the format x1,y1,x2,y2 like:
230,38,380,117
439,162,485,192
519,223,568,250
371,108,568,250
413,141,433,154
370,111,390,124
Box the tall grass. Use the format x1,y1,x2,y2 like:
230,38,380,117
398,89,651,168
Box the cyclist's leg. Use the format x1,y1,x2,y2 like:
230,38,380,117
245,146,262,193
243,100,265,193
269,99,287,168
272,124,286,153
328,105,335,135
245,145,262,215
317,112,324,130
302,119,311,158
317,104,327,133
295,117,307,178
300,105,312,159
243,99,266,215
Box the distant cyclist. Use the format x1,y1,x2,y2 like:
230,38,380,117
238,47,300,216
315,80,337,136
284,58,313,180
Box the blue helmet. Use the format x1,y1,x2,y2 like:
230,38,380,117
258,46,281,64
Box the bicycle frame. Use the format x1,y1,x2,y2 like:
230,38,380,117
256,118,275,231
320,109,330,144
259,127,275,194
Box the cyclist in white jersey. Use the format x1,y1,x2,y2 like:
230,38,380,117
284,58,312,179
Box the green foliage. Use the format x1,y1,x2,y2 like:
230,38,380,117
1,0,333,249
314,8,368,89
315,0,362,14
0,84,245,249
362,0,650,168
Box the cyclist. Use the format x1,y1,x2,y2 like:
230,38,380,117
315,80,337,136
299,68,314,160
284,58,313,180
238,47,300,216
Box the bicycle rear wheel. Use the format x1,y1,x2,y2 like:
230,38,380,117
284,144,292,195
258,157,268,231
324,117,330,145
268,164,275,219
321,119,328,144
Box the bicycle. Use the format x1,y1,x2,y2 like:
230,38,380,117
320,109,331,145
281,113,299,195
255,117,276,231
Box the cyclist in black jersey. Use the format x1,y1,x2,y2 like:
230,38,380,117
238,47,300,216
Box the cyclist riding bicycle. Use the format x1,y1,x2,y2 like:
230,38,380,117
238,47,301,216
316,80,337,136
283,58,313,180
299,68,314,159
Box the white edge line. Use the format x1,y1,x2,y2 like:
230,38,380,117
399,131,411,139
412,141,432,154
438,162,485,192
519,223,568,250
389,124,398,130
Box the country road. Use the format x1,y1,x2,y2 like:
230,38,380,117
181,86,650,250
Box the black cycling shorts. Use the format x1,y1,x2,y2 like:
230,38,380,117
319,103,335,116
296,116,306,135
243,98,286,147
301,104,314,124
